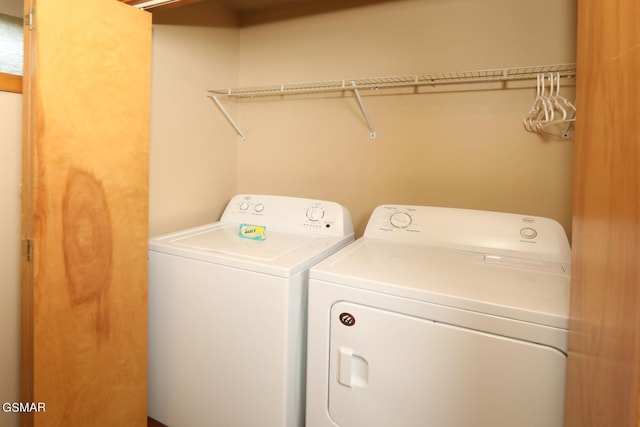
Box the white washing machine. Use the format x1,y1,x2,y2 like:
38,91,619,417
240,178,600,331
148,194,354,427
306,205,571,427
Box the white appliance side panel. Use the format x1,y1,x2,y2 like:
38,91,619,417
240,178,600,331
327,301,566,427
148,251,305,427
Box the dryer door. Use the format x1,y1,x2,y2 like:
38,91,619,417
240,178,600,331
328,302,566,427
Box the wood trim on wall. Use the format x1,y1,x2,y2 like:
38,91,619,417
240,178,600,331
0,72,22,93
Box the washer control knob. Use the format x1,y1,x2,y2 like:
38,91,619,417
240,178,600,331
520,227,538,239
239,202,249,211
390,212,412,229
254,203,264,213
306,207,325,222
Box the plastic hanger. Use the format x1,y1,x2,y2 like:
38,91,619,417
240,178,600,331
524,72,575,139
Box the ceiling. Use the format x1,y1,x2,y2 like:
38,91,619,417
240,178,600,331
123,0,397,26
214,0,325,14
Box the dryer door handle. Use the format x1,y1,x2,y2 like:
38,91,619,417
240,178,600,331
338,347,369,388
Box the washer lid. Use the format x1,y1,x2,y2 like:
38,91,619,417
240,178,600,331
169,223,312,260
149,222,353,277
309,238,570,329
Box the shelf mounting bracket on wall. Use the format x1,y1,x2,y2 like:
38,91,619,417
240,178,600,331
350,81,376,139
208,95,247,143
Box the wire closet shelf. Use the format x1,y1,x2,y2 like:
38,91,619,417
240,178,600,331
207,63,576,141
208,63,576,98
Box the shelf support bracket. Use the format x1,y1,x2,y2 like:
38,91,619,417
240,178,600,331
208,95,247,143
350,81,376,139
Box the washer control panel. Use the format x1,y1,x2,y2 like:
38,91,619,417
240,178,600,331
364,205,571,263
221,194,354,237
389,211,413,229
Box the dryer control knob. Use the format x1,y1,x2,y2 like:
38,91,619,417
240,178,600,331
254,203,264,213
306,207,325,222
390,212,412,229
520,227,538,239
240,202,249,211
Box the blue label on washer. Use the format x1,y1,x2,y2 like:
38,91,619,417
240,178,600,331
239,224,266,240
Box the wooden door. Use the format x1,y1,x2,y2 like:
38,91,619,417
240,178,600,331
21,0,152,426
564,0,640,426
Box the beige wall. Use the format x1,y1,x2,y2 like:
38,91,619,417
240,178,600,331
148,7,240,236
234,0,576,236
0,90,22,427
0,2,22,426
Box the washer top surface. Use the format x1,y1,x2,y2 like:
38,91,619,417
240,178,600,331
310,205,571,329
149,194,354,277
167,223,313,261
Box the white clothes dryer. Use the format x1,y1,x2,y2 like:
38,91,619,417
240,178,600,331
148,194,354,427
306,205,571,427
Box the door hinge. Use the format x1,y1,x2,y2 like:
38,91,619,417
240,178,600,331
24,238,33,262
25,8,34,31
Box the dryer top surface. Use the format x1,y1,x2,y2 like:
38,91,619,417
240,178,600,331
310,238,570,329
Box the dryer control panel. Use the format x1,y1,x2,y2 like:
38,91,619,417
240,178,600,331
364,205,571,263
221,194,354,237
